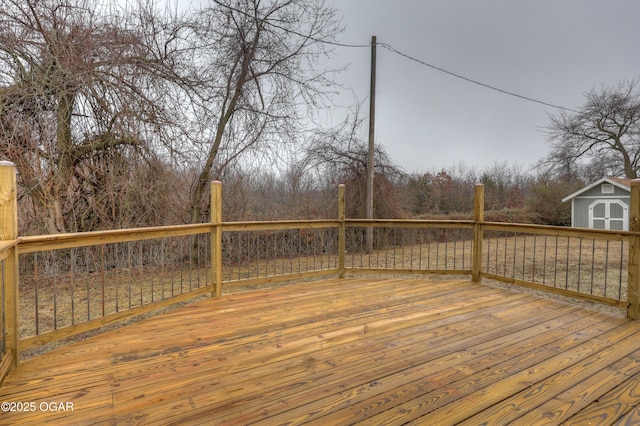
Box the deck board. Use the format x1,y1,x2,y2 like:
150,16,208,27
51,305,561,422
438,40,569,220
1,277,640,425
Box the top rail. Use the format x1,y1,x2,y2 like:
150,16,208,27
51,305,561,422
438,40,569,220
483,222,633,241
346,219,474,228
17,221,342,254
0,240,17,262
18,224,212,254
222,220,339,232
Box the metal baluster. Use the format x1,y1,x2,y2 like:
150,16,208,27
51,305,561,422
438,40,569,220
553,235,559,288
160,239,165,300
444,234,448,270
522,235,527,280
604,240,610,298
150,242,155,302
503,234,508,277
139,242,143,305
532,236,537,283
577,238,583,293
53,251,58,330
512,234,517,279
35,252,40,334
542,236,547,285
83,248,90,321
565,237,570,290
590,240,595,294
128,242,133,308
114,245,119,312
453,237,457,270
619,240,624,300
101,245,106,317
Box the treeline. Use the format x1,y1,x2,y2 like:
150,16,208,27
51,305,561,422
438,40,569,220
218,159,583,226
13,153,586,235
403,163,584,225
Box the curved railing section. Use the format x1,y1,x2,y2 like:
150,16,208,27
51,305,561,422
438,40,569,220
2,172,640,385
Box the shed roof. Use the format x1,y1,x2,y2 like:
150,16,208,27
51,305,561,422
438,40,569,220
561,177,632,203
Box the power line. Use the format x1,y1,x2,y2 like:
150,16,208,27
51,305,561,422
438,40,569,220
210,1,578,112
377,42,579,113
318,39,370,49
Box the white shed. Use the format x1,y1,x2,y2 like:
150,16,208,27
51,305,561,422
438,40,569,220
562,178,631,231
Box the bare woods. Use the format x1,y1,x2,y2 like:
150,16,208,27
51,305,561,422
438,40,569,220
0,0,608,235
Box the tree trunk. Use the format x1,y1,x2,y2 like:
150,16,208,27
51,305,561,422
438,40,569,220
48,91,76,233
189,35,258,224
615,137,638,179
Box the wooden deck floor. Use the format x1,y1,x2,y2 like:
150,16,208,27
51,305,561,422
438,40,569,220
2,277,640,425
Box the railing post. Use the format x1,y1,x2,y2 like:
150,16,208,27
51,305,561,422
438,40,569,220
210,181,223,298
627,179,640,319
338,184,346,278
472,183,485,282
0,161,18,368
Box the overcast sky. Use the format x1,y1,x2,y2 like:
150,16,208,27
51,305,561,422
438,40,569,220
321,0,640,174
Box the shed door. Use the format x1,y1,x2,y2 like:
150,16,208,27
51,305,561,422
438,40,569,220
589,200,628,231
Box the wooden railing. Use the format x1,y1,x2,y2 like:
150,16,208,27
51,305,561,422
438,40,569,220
17,224,214,351
343,220,474,275
0,161,18,381
481,223,630,305
0,239,18,384
2,162,640,386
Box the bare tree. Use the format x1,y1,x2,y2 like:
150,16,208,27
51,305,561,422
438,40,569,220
305,110,406,219
543,79,640,179
184,0,343,224
0,0,188,233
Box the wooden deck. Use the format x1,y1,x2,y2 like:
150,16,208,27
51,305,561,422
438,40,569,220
1,277,640,425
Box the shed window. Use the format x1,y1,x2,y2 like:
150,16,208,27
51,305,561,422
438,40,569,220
601,183,614,194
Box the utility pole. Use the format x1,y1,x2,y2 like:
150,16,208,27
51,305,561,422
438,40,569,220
366,35,376,254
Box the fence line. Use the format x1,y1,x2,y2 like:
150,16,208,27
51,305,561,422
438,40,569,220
10,198,637,359
343,223,474,275
2,166,640,385
481,224,629,306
